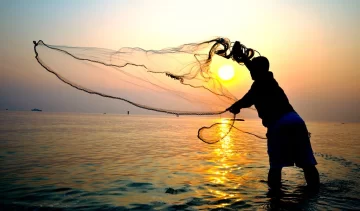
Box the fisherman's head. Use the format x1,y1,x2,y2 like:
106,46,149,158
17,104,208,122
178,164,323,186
246,56,270,80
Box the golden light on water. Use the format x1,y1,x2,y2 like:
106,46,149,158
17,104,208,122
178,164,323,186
218,65,235,81
208,119,235,192
219,118,233,152
203,118,259,205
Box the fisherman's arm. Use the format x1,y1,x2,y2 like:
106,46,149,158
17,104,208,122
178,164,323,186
227,87,254,114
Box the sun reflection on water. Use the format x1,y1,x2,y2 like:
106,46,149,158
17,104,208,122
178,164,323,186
205,118,242,201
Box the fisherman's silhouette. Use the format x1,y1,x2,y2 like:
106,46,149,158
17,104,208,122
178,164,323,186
227,42,320,190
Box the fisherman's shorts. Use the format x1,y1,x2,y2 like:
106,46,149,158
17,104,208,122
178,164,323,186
266,112,317,168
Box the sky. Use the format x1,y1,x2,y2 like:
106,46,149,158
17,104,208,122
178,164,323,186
0,0,359,122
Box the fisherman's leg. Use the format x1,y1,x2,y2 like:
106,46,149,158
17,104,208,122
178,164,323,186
268,167,282,189
303,165,320,188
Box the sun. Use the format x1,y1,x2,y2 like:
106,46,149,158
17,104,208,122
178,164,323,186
218,65,235,80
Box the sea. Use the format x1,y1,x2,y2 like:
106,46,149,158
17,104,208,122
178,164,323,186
0,111,359,210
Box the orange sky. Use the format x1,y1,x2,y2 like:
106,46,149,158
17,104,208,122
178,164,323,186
0,0,359,121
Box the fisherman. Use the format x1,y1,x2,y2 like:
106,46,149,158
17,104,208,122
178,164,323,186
227,43,320,189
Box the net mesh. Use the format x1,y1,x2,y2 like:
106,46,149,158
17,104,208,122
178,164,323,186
33,37,264,143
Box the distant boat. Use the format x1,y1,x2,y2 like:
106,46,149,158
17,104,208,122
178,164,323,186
31,108,42,112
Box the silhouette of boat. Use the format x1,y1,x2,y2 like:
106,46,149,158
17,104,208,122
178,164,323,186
31,108,42,112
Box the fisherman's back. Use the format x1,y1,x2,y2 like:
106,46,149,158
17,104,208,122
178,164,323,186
250,72,295,127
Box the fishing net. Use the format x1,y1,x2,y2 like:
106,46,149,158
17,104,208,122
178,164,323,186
33,37,264,144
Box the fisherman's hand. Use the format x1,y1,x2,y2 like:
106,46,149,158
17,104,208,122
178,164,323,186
227,104,241,115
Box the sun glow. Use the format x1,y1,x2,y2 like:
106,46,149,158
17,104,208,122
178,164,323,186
218,65,235,81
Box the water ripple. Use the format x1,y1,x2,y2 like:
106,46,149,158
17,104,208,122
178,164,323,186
0,112,359,210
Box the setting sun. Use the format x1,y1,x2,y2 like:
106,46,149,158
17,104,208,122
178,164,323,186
218,65,235,81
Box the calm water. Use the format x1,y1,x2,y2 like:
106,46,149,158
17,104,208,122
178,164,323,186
0,112,359,210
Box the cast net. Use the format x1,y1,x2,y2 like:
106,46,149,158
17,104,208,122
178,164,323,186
33,37,263,144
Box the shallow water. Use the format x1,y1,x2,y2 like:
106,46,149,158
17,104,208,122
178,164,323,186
0,112,359,210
